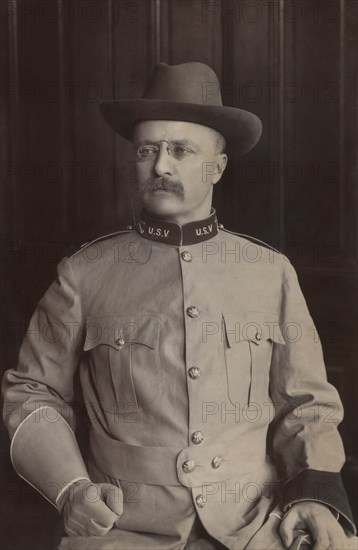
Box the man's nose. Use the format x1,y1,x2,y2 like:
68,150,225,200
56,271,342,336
153,145,173,176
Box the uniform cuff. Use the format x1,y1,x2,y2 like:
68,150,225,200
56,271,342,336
280,469,356,535
55,477,91,511
10,406,90,507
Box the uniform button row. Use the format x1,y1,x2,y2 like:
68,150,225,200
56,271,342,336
182,460,196,473
186,305,199,318
182,456,223,474
191,431,204,445
211,456,223,469
196,494,206,508
188,367,201,380
181,250,193,262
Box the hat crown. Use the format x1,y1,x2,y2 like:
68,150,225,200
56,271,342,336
99,62,263,157
143,62,223,106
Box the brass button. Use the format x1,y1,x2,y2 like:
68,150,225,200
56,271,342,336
212,456,223,469
182,460,196,473
195,494,206,508
188,367,201,380
192,431,204,445
115,337,126,348
126,225,134,230
187,306,199,318
181,251,193,262
218,223,224,229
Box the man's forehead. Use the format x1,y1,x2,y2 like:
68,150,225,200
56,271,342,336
133,119,218,142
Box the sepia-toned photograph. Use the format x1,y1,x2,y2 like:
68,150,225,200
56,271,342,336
1,1,357,549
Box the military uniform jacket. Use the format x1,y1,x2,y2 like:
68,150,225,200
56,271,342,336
2,209,355,549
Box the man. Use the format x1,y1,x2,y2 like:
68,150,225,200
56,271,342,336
2,62,357,549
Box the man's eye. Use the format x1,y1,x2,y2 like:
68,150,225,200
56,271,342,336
172,146,192,158
138,146,157,158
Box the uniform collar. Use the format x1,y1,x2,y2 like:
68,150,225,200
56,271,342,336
135,208,219,246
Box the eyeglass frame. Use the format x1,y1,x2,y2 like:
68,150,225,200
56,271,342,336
134,140,197,162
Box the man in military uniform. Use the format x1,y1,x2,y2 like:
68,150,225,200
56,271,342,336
2,63,357,549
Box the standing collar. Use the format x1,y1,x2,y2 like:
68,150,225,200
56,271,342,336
135,208,219,246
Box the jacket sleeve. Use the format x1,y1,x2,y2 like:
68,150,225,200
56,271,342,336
2,257,90,508
269,258,356,534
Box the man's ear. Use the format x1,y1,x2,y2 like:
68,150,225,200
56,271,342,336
212,154,228,184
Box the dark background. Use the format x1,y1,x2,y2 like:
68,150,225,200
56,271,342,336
1,1,357,548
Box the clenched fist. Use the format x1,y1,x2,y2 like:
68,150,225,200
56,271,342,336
59,480,123,537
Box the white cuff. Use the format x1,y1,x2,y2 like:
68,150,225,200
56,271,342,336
55,477,91,509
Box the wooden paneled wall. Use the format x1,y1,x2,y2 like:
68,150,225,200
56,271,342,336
1,1,357,544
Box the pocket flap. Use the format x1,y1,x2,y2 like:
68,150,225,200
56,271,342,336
83,315,160,351
223,311,286,347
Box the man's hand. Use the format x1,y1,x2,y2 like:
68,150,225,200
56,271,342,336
60,480,123,537
279,502,347,549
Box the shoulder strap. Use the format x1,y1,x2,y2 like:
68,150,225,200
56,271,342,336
71,228,133,257
219,225,282,255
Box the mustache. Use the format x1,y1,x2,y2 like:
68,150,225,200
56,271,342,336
136,176,184,198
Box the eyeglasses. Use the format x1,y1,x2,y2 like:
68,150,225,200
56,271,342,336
135,141,195,162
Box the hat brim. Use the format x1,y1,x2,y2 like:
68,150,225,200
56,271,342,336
99,99,262,157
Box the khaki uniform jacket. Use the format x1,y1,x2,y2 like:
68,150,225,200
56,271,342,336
2,209,355,549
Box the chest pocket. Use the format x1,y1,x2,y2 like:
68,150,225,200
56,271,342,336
83,315,161,414
223,312,285,407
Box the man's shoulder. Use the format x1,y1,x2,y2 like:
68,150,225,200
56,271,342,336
219,225,285,261
70,227,136,258
219,224,294,277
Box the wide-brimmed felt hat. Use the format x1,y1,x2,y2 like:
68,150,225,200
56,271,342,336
100,62,262,157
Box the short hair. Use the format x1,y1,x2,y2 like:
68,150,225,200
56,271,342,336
207,127,226,154
215,132,226,154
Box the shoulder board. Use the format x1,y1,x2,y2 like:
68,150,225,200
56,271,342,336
219,225,282,255
71,227,133,257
